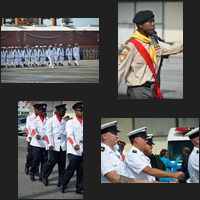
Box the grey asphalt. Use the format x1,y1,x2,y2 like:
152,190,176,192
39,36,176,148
1,60,99,83
18,136,83,199
118,54,183,99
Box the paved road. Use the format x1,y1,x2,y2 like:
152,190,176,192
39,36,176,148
118,55,183,99
1,60,99,83
18,136,83,199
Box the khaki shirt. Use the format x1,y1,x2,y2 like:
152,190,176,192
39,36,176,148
118,36,183,87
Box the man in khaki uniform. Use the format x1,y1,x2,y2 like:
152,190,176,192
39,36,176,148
86,48,89,60
118,10,183,99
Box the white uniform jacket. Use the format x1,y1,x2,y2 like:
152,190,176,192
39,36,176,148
40,49,47,58
188,146,199,183
25,113,37,142
7,50,13,59
73,47,80,58
30,116,47,148
46,114,67,152
23,49,30,59
101,143,127,183
47,49,55,58
66,117,83,156
58,48,64,56
124,146,155,181
66,48,73,56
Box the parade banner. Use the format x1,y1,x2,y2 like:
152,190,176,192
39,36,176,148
24,31,73,40
1,35,11,40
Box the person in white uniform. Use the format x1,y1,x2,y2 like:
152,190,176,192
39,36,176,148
58,44,64,66
29,104,48,181
47,45,55,68
53,43,58,66
30,47,35,67
101,121,151,183
6,47,13,68
42,104,67,186
22,46,30,67
24,104,39,175
1,47,6,68
34,45,39,67
186,127,199,183
66,44,73,66
14,47,21,68
60,102,83,194
26,45,31,67
40,46,47,67
124,127,185,182
73,43,80,66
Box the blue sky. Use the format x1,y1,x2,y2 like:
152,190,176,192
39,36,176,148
43,18,99,26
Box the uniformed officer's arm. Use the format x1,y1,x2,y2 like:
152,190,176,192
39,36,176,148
142,166,185,180
105,171,151,183
31,119,41,139
66,121,79,149
118,43,134,87
46,118,53,150
26,116,32,138
159,40,183,56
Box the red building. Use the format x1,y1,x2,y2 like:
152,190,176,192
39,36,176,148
1,25,99,50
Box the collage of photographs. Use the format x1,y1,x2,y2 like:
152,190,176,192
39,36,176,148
1,0,199,200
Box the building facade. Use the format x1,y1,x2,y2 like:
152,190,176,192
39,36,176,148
1,26,99,50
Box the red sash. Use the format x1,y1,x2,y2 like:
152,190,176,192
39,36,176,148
129,38,163,99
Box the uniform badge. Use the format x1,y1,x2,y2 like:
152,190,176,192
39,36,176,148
154,45,160,50
101,147,105,152
122,46,130,52
120,52,128,62
197,150,199,154
132,150,137,153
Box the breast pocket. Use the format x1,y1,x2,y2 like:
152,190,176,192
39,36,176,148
132,56,146,78
110,158,117,167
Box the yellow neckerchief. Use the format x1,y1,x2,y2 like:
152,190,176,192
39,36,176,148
129,29,158,66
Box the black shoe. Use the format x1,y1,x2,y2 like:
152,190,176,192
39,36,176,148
24,166,29,175
30,175,35,181
76,190,83,194
60,185,67,193
42,177,49,186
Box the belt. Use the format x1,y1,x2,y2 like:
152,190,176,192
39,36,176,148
38,136,46,140
141,82,155,88
129,82,155,89
76,140,83,143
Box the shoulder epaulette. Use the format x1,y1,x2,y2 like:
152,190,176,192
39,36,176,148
125,37,134,45
132,150,137,153
101,146,105,152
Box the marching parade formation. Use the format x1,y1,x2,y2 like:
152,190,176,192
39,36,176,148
24,102,83,194
1,43,99,68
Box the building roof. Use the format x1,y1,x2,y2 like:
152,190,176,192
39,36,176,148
1,25,99,32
